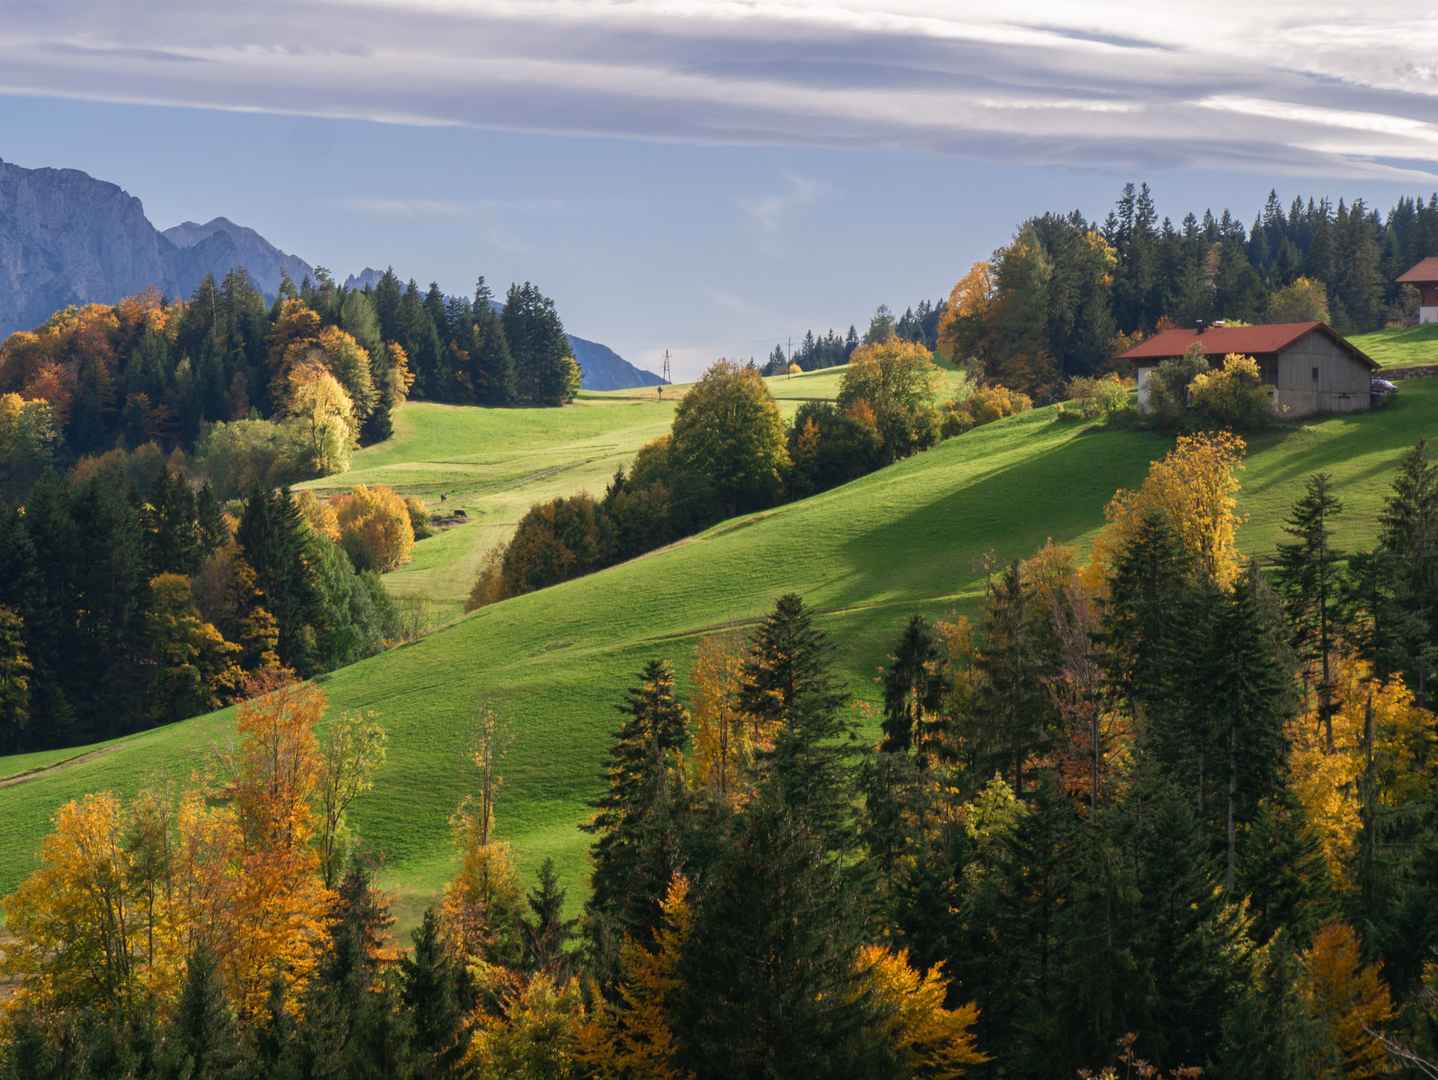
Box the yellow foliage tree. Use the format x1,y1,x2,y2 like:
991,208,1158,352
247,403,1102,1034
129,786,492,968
1085,430,1247,591
1287,656,1433,889
937,262,994,364
285,360,356,475
332,483,416,572
689,633,758,806
854,945,988,1078
1300,922,1396,1078
469,973,586,1077
578,874,694,1080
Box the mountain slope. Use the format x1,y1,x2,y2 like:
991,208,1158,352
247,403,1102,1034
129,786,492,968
0,161,658,389
2,384,1433,921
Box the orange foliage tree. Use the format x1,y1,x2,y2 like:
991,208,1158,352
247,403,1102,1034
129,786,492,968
332,483,416,572
1300,923,1396,1078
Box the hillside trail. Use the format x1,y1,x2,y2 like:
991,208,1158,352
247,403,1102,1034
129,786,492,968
0,745,120,789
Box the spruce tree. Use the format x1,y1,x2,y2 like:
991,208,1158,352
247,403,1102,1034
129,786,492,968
503,282,577,406
583,659,692,952
401,909,469,1076
236,487,320,674
971,562,1054,797
167,944,244,1080
879,614,952,758
739,593,858,849
1274,472,1345,749
673,791,887,1080
520,857,579,980
471,277,517,406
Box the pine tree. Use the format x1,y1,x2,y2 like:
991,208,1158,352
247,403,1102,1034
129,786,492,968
503,282,578,406
971,562,1054,797
236,488,320,674
471,280,517,406
1275,472,1345,750
167,944,244,1080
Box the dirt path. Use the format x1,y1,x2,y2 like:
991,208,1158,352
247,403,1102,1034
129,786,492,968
0,745,121,789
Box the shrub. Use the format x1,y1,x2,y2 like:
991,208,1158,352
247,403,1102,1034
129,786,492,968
940,383,1032,437
405,495,435,540
1188,353,1273,431
1145,345,1209,430
787,363,803,376
332,484,415,572
1064,374,1131,420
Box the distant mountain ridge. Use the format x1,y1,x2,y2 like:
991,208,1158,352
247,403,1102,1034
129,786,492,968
0,159,661,390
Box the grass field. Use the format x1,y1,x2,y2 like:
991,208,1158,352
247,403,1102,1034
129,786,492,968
299,363,969,624
3,377,1435,931
1351,324,1438,369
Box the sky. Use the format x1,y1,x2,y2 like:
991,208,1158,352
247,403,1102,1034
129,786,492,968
3,2,1438,378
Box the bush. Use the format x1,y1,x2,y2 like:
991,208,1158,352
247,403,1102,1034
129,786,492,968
1145,346,1209,430
1064,374,1131,420
940,383,1032,437
1189,353,1273,431
332,484,415,573
405,495,435,540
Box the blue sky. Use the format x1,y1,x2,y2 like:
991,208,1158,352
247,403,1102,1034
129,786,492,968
2,2,1437,378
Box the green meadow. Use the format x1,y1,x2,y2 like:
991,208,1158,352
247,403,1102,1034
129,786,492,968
2,373,1435,931
1351,323,1438,369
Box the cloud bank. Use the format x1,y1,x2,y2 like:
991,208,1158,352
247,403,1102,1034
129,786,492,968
4,1,1438,179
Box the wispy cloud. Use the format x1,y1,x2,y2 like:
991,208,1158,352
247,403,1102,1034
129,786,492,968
737,173,822,233
344,196,473,216
4,2,1438,179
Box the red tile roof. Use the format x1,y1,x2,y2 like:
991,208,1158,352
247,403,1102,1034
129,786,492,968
1398,257,1438,284
1119,321,1378,371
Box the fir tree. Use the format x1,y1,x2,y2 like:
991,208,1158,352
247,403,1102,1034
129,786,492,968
401,908,469,1076
520,857,579,980
167,944,244,1080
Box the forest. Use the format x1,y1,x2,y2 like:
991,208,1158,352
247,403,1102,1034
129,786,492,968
6,428,1438,1078
777,183,1438,396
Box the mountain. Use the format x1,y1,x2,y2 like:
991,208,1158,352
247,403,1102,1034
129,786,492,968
163,216,314,298
0,160,662,390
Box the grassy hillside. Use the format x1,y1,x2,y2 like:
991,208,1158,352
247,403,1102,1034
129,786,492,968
1351,324,1438,369
300,363,969,623
3,381,1435,929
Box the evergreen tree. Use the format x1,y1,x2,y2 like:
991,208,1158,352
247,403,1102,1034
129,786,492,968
167,944,244,1080
739,593,858,848
503,281,579,405
520,857,579,980
583,659,692,951
401,909,469,1076
236,487,320,674
673,791,888,1080
1274,472,1345,750
879,614,952,758
471,278,517,405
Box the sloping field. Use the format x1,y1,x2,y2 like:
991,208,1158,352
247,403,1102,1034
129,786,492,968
299,363,969,623
1351,324,1438,369
2,382,1435,927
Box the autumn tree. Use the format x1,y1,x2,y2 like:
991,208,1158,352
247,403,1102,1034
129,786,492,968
936,262,994,365
144,572,243,725
332,484,416,573
0,602,32,752
283,361,356,476
315,710,389,888
1300,923,1396,1079
855,946,988,1078
1269,276,1332,323
668,360,789,523
689,632,754,806
838,338,941,462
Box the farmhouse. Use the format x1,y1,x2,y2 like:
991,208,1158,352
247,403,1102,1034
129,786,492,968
1120,321,1379,418
1398,257,1438,324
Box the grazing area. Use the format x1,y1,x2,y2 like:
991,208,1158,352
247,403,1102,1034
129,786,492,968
3,377,1435,924
1350,323,1438,369
300,363,969,623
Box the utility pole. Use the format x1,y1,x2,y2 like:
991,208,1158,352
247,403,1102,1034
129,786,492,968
660,349,671,399
787,336,793,376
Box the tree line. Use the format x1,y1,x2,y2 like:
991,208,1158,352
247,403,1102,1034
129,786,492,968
0,270,582,494
9,435,1438,1076
467,336,1016,609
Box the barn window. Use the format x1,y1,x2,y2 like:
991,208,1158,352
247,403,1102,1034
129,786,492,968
1312,366,1320,382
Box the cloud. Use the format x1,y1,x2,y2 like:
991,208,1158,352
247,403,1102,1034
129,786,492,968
737,173,822,233
3,1,1438,179
344,197,473,216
